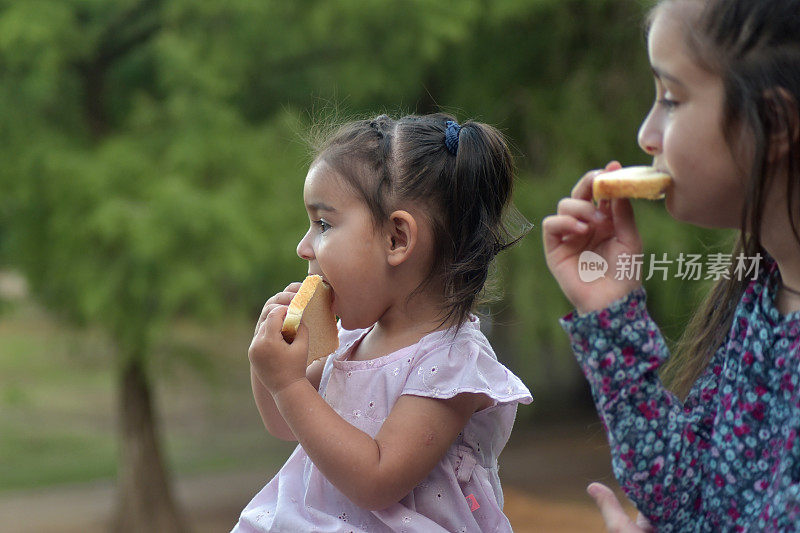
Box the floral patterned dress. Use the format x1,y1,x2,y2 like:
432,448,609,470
561,258,800,531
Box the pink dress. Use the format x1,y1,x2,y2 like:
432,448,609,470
233,315,532,532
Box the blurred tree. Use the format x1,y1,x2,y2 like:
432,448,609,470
0,0,480,529
0,0,734,527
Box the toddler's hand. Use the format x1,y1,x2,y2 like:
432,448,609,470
249,283,309,394
542,161,642,315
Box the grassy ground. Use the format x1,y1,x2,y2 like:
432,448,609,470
0,299,295,493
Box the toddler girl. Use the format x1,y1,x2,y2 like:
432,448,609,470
234,113,531,532
544,0,800,530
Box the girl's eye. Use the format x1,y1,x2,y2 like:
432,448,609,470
657,97,679,110
314,219,331,233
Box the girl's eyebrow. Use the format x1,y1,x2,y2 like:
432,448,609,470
307,202,337,213
651,66,686,88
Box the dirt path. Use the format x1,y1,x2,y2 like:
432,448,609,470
0,419,635,532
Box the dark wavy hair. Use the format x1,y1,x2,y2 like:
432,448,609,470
313,113,528,329
652,0,800,397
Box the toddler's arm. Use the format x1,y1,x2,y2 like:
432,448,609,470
251,358,326,441
274,379,486,510
250,304,489,510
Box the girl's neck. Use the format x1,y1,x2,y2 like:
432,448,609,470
762,235,800,316
350,295,453,361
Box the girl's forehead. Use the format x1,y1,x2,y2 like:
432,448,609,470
648,3,713,82
303,161,358,206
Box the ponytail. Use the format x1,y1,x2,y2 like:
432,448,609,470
393,113,528,328
442,120,518,325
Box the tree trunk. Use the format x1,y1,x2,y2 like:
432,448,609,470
114,357,189,533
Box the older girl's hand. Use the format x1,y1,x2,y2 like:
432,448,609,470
587,483,654,533
249,284,309,394
542,161,643,315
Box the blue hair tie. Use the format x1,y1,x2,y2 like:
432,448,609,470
444,120,461,155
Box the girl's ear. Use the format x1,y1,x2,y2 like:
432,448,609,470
765,88,799,161
385,210,417,267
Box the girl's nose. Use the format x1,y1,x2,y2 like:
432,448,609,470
296,229,314,261
637,108,662,156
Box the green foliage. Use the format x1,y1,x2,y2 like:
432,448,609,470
0,0,729,405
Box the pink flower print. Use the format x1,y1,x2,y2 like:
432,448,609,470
621,448,635,468
721,393,733,411
781,373,794,393
727,506,740,521
600,352,615,369
649,456,664,476
599,310,611,329
743,351,754,365
733,424,750,437
715,474,725,487
636,400,659,420
622,346,636,366
755,384,767,396
701,388,715,403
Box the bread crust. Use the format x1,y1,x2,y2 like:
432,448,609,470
281,275,339,366
592,166,673,200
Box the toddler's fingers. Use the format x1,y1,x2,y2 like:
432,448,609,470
283,282,302,293
604,160,622,172
290,322,309,355
258,290,298,325
260,305,289,341
542,214,589,251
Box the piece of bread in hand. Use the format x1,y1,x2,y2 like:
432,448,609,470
281,275,339,366
592,166,673,201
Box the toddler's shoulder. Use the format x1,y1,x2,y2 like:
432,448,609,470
404,315,532,406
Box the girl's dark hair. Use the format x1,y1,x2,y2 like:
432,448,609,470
314,113,527,329
654,0,800,397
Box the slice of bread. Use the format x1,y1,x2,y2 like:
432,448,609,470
281,275,339,366
592,166,673,201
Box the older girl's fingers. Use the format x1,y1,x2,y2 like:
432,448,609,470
571,161,623,202
542,214,590,252
611,198,641,248
571,170,602,201
557,198,607,224
587,482,640,533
